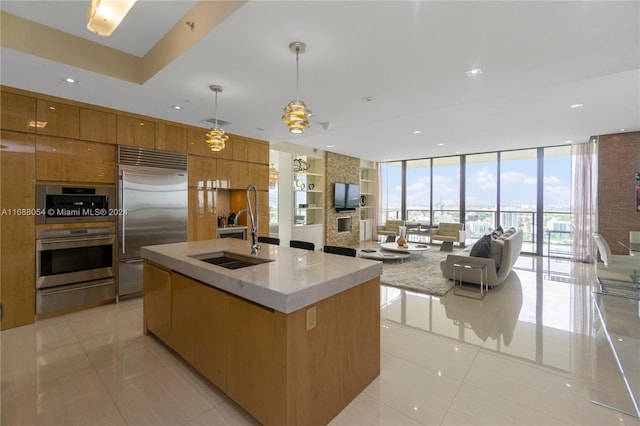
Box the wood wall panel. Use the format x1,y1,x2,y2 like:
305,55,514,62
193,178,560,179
79,108,116,144
116,115,155,148
36,136,117,184
156,123,187,153
1,91,36,133
1,131,36,329
36,99,79,138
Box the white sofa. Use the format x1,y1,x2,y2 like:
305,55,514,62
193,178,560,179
440,228,523,287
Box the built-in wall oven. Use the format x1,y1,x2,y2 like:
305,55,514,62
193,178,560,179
35,226,116,315
35,184,115,224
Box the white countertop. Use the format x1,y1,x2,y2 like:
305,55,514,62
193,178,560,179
141,239,383,314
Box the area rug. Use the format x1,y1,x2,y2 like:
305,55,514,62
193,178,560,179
380,250,453,296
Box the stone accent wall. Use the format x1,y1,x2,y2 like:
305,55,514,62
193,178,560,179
597,131,640,255
325,152,361,247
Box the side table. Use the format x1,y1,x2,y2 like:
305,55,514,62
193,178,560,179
453,261,488,299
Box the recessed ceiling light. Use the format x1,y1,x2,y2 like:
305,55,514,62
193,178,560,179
619,128,627,132
326,144,336,148
412,130,422,134
564,140,573,144
465,67,483,77
361,96,375,102
438,143,445,146
170,105,182,110
63,77,78,84
570,103,583,109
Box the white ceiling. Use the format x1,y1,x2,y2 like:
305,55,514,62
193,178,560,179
1,0,639,162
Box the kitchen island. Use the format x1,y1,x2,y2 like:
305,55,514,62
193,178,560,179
141,238,382,426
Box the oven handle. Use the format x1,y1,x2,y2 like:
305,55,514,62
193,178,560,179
39,280,114,296
38,235,114,245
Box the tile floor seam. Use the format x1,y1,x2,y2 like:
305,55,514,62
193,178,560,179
65,313,131,425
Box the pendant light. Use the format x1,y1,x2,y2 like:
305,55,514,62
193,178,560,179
205,85,229,152
282,41,312,134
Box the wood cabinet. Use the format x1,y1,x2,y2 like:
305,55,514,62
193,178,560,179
226,295,278,423
155,123,187,153
231,136,248,161
248,139,269,165
188,155,217,188
170,273,197,364
36,99,79,138
36,135,117,184
117,115,155,148
1,91,36,133
79,108,116,144
1,131,36,330
142,261,172,342
192,276,228,390
188,187,216,241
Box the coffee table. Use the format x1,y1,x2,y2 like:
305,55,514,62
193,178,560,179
359,249,410,262
379,242,431,254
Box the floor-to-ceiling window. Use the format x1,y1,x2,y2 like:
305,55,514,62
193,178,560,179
432,156,460,224
465,152,498,245
500,149,538,253
543,145,572,257
379,145,573,256
405,159,431,224
379,161,403,223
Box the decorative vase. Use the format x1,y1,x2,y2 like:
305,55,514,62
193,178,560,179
397,226,407,247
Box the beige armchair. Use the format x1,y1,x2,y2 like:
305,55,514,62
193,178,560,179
431,222,465,251
377,220,405,242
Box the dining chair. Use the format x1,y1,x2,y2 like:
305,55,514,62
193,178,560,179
258,236,280,246
323,245,357,257
593,233,637,269
290,240,315,251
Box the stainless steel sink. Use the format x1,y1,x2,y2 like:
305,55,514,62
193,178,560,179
189,251,273,270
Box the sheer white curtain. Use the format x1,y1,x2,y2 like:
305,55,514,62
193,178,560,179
571,139,598,263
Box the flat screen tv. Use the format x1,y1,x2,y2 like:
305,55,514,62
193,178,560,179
346,184,360,209
334,182,359,211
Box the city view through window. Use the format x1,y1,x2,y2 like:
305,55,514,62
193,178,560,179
380,146,573,256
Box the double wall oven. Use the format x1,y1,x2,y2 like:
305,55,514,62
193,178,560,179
35,185,117,315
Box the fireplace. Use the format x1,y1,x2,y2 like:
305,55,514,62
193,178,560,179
337,216,352,234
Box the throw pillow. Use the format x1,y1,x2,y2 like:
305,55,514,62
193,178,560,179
491,225,504,239
470,234,492,258
499,227,517,240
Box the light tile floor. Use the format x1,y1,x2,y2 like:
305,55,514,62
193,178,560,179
2,255,639,425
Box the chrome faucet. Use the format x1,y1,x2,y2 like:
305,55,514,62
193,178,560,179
245,184,260,255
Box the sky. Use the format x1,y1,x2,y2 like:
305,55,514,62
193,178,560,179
381,151,571,212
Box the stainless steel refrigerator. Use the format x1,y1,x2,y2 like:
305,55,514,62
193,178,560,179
118,147,188,298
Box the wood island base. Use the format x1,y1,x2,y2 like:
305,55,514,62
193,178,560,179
143,260,381,426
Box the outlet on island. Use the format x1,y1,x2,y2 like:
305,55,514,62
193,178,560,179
306,306,317,331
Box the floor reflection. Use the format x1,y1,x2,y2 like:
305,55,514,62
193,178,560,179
381,255,595,376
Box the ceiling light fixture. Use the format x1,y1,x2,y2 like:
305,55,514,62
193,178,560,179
63,77,78,84
170,105,182,110
86,0,137,36
205,85,229,152
465,67,484,77
570,103,583,109
282,41,312,134
412,130,422,134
